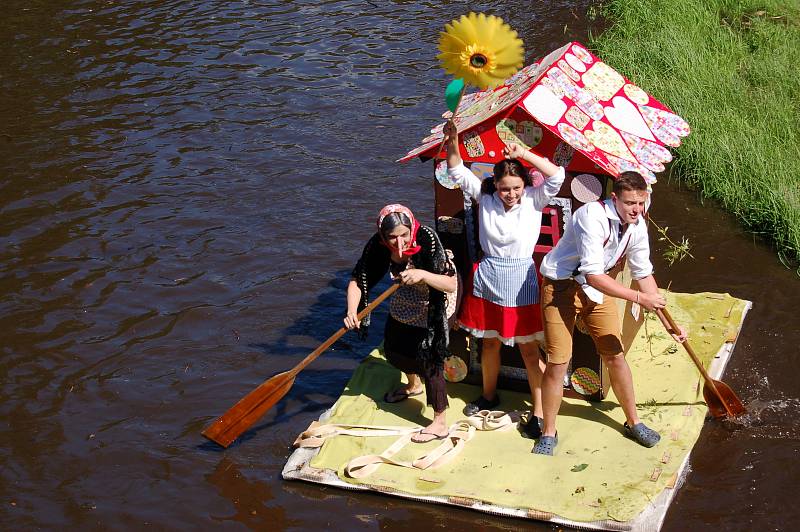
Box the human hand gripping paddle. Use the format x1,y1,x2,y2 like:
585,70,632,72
656,307,746,419
202,282,399,448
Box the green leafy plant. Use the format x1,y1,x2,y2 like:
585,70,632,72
649,217,694,265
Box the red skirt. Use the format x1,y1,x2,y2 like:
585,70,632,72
457,263,543,346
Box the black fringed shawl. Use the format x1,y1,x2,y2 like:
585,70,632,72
351,224,454,370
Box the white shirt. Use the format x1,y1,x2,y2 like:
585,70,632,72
539,199,654,303
448,162,565,258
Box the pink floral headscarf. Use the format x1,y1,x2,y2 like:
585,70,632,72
376,204,421,256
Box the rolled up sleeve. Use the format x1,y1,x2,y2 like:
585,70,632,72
530,166,566,210
573,205,607,276
627,225,654,279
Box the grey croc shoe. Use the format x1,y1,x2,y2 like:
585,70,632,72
532,434,558,455
625,422,661,448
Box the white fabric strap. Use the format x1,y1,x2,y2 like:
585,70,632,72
295,410,516,479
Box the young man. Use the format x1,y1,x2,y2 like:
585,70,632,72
533,172,686,456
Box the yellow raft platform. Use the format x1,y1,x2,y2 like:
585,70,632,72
283,291,750,531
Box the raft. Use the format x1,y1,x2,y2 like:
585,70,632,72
283,42,746,530
283,291,750,530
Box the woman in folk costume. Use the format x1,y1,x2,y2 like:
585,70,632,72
443,120,565,437
344,204,458,442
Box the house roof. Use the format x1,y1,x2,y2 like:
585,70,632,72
398,42,690,184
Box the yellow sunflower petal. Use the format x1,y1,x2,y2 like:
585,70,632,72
437,12,524,89
438,31,466,56
451,14,480,46
494,43,525,68
481,14,503,42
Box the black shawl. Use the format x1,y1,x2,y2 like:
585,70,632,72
351,224,454,370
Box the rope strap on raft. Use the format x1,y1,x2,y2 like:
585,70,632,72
294,410,515,479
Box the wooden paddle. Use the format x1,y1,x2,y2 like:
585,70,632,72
202,282,400,448
656,307,746,419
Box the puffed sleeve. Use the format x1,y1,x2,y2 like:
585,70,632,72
529,166,566,211
447,162,483,202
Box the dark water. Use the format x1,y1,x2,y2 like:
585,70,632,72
1,1,797,530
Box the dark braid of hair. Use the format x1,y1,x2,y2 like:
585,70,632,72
411,225,454,371
351,233,390,340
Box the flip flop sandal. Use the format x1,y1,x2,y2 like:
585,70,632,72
624,422,661,448
518,415,542,440
532,434,558,456
383,388,424,403
411,430,449,443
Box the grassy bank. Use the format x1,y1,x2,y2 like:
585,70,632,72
589,0,800,266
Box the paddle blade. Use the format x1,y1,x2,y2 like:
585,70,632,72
703,379,746,419
202,371,296,448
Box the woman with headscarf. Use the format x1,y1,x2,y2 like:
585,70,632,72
344,204,458,442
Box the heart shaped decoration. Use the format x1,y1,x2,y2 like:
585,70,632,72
557,123,595,152
639,105,690,147
621,131,672,172
604,153,658,183
604,96,656,141
584,121,635,162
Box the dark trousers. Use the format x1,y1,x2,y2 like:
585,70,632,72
383,315,449,412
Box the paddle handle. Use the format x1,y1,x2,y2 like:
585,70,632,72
287,282,400,379
657,307,734,416
435,86,466,159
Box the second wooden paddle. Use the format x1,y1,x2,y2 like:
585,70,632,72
657,307,745,419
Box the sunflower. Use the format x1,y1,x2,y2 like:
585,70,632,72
437,12,524,90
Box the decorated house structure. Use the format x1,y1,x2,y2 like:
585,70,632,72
399,41,691,400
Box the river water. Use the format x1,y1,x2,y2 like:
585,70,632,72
1,1,798,530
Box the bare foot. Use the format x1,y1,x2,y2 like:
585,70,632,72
411,419,448,443
383,385,424,404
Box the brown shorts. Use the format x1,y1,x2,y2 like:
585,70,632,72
540,278,625,364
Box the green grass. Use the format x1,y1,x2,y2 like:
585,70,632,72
589,0,800,265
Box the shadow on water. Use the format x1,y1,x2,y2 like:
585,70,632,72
249,270,392,363
198,270,398,449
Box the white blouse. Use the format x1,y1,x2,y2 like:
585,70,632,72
540,199,654,303
448,162,565,258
